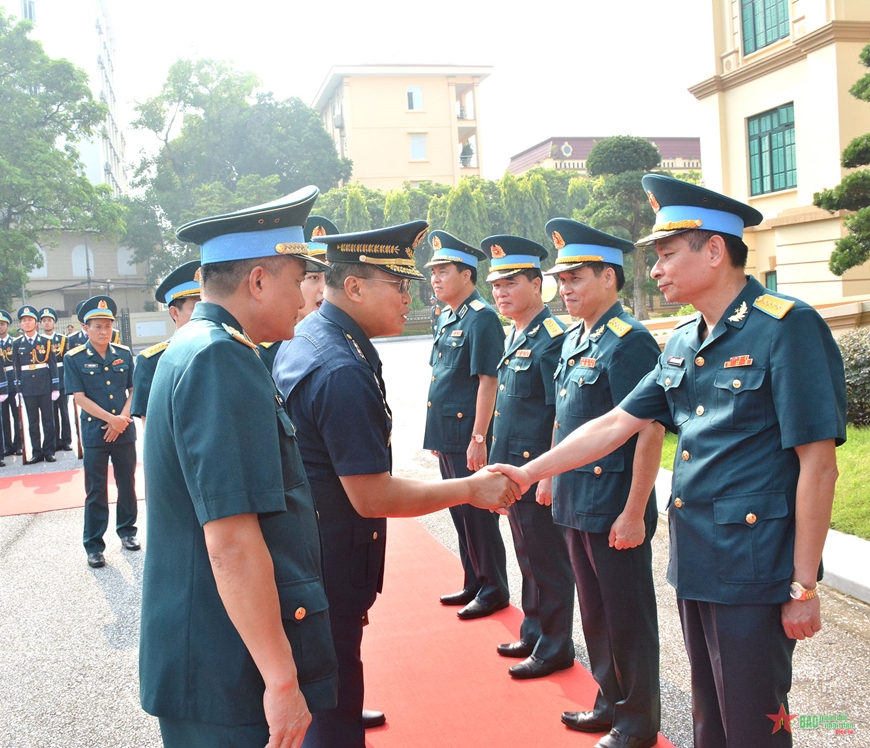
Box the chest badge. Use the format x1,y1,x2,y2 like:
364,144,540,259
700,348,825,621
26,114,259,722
579,357,596,368
667,356,685,367
112,358,124,366
727,301,748,322
516,349,532,358
724,355,753,368
450,329,463,337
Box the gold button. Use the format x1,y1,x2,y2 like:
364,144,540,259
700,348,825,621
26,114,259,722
440,328,445,333
593,466,602,475
674,498,683,508
505,359,510,365
109,395,114,400
733,379,742,389
499,384,505,391
346,334,352,339
87,417,92,422
372,532,378,540
494,411,499,417
695,356,705,366
523,451,530,458
568,358,575,366
492,436,497,442
560,388,567,397
431,376,435,381
427,401,432,407
316,511,320,520
111,409,116,414
746,513,757,525
579,378,584,385
554,420,559,429
665,377,671,387
104,366,108,371
439,352,442,358
106,380,111,385
695,405,704,416
294,607,306,620
515,364,521,371
457,412,463,419
452,342,457,347
681,450,690,461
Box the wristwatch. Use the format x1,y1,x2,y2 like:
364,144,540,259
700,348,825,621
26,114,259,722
789,581,818,601
470,433,485,444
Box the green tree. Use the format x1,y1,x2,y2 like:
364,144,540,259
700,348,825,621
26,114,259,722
567,177,591,219
445,178,488,246
814,42,870,276
344,185,372,232
0,10,125,308
520,172,550,247
499,172,525,236
383,189,411,225
582,136,662,320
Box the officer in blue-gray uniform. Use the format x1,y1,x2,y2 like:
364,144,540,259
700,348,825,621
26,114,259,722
544,220,663,746
273,221,519,748
67,303,89,349
131,260,201,424
491,174,847,748
0,309,19,460
65,296,139,568
482,234,575,680
423,230,509,618
140,188,338,748
12,305,58,464
40,307,72,452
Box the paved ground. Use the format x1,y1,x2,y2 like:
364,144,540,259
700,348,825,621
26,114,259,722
0,336,867,746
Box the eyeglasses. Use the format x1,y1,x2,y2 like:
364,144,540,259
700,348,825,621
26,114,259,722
363,277,414,295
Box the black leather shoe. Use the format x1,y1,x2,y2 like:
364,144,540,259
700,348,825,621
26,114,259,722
45,454,56,462
440,588,477,606
457,598,509,620
497,640,535,658
13,449,22,456
594,728,658,748
120,536,141,551
0,459,6,467
24,456,44,465
87,552,105,568
562,711,613,733
361,709,386,729
508,655,574,679
61,445,73,451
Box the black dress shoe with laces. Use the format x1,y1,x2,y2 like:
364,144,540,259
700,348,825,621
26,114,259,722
361,710,386,729
456,598,509,620
439,588,477,606
561,711,613,733
496,640,535,658
508,655,574,679
594,728,658,748
87,552,106,568
120,536,141,551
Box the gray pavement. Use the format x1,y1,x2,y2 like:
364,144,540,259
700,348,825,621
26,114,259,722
0,337,866,746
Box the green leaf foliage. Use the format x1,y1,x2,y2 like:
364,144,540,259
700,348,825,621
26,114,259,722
841,133,870,169
383,190,411,226
344,185,372,232
585,135,661,177
838,327,870,425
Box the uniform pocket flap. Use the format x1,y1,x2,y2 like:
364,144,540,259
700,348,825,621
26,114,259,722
277,578,329,622
276,407,297,438
507,356,532,372
572,366,600,387
440,402,469,420
713,491,788,525
713,366,766,392
656,366,685,390
577,451,624,474
507,437,549,459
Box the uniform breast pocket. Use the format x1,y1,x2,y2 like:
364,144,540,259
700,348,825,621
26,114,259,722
567,366,603,418
443,334,468,370
505,356,532,398
351,520,385,587
711,366,767,432
111,362,127,374
277,407,306,491
656,366,690,426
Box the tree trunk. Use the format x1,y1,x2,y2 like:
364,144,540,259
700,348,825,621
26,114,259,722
633,248,649,320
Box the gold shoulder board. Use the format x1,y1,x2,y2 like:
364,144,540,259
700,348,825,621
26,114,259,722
68,343,87,356
140,340,170,359
753,294,794,319
607,317,632,338
222,323,257,350
543,318,564,338
469,299,486,311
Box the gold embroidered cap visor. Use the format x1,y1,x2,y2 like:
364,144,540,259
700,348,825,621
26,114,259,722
481,234,548,283
321,220,429,280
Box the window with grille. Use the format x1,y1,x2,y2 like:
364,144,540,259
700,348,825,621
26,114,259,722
407,86,423,111
741,0,789,55
748,103,796,196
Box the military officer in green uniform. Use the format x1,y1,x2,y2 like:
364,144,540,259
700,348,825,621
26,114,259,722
64,296,138,568
131,260,201,425
482,234,576,679
544,220,663,746
139,188,338,748
491,175,846,748
423,230,509,618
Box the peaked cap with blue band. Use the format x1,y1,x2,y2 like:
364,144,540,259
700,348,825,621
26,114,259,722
481,234,549,282
17,305,38,321
304,215,339,259
175,186,329,273
0,309,12,325
424,230,486,269
78,295,117,324
544,219,635,276
636,174,763,247
39,306,58,321
155,260,202,305
319,220,429,280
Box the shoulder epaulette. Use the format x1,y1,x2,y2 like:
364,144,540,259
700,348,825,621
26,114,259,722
469,299,486,312
140,340,169,359
259,341,277,349
753,294,794,320
673,313,699,330
222,323,257,349
68,344,87,356
543,317,564,338
607,317,632,338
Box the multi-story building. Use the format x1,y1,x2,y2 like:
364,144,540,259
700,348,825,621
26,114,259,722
507,137,702,177
689,0,870,301
313,64,492,191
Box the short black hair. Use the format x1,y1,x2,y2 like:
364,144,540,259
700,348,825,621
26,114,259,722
454,262,477,285
685,230,749,268
200,256,290,297
514,268,543,285
585,262,626,292
324,262,379,291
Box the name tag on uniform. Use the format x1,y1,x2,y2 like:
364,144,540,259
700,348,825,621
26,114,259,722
667,356,685,367
450,330,464,337
84,363,99,369
579,357,596,368
516,349,532,358
724,355,753,368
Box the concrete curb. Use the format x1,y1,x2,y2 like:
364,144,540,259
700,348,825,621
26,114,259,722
654,468,870,605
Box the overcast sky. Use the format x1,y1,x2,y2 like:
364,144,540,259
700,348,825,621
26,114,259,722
33,0,716,181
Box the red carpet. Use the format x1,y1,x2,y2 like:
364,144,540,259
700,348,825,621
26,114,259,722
0,464,145,517
362,518,674,748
